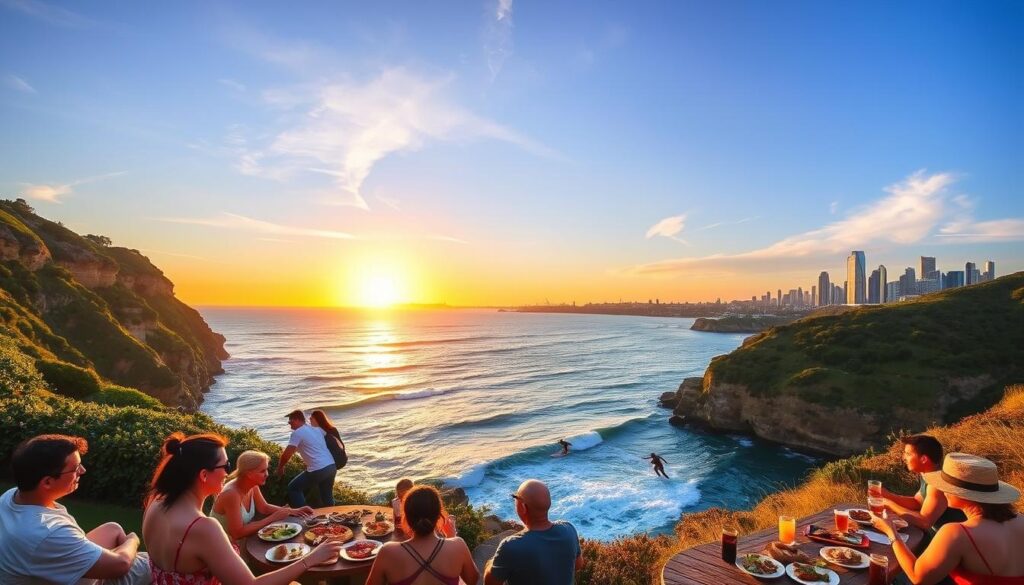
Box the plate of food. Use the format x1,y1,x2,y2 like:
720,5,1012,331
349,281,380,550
265,542,310,563
763,541,814,565
786,562,840,585
304,524,354,545
735,553,785,579
340,540,383,561
336,510,365,526
362,520,394,539
820,546,870,569
258,522,302,542
305,515,329,527
846,508,873,525
805,524,869,548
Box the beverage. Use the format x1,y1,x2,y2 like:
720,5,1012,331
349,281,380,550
868,480,882,498
721,526,738,563
869,553,889,585
868,496,885,516
834,509,850,532
778,515,796,545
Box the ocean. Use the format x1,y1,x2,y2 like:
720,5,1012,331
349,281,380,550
199,307,818,540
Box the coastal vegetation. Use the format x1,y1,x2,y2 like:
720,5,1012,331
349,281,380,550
690,314,798,333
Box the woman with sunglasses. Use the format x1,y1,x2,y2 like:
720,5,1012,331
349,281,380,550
212,450,314,542
143,432,343,585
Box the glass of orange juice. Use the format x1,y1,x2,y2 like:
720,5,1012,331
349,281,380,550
778,515,796,545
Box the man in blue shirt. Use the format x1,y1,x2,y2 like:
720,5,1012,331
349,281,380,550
484,479,583,585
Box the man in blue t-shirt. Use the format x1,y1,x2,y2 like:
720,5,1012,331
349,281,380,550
484,479,583,585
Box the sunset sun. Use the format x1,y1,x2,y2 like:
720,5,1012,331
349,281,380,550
357,274,402,308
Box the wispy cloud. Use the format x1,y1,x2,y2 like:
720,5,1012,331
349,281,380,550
4,74,36,94
156,213,356,241
20,171,127,203
233,67,556,209
218,78,246,92
0,0,95,28
938,220,1024,243
829,201,839,214
699,217,755,231
645,214,688,244
484,0,514,81
627,170,983,275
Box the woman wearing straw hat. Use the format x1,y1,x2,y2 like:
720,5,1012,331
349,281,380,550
871,453,1023,585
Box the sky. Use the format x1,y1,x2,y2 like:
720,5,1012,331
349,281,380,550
1,0,1022,307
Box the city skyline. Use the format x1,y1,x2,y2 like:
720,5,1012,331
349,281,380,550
2,1,1022,307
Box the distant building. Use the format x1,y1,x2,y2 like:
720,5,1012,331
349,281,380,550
920,256,936,280
817,271,830,306
899,267,916,296
973,268,982,284
984,261,996,282
917,278,941,295
843,280,848,304
966,262,976,285
886,281,900,303
945,270,965,288
868,269,880,304
847,251,866,304
777,289,782,307
811,285,817,307
878,265,888,303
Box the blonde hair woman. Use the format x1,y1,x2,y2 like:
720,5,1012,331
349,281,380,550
211,450,314,541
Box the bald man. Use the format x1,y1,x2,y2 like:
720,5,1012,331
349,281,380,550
484,479,583,585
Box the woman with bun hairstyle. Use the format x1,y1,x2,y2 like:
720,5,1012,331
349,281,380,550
143,433,343,585
366,485,477,585
212,450,314,542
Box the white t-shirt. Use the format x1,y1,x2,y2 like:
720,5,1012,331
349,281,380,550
287,424,334,472
0,487,103,585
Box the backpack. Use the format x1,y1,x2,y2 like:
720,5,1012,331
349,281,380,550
324,430,347,469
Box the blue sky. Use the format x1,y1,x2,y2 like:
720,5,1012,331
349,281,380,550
0,0,1021,305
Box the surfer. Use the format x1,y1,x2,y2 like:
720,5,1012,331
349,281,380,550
558,439,571,455
643,453,669,478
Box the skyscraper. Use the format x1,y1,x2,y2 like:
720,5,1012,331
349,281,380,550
984,261,996,281
920,256,937,280
899,267,916,298
811,285,817,307
847,251,866,304
817,271,830,306
966,262,976,285
877,265,887,303
945,271,965,288
868,269,880,304
777,289,782,308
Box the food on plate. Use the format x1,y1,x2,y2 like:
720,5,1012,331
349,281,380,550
793,563,830,582
345,541,381,560
363,520,394,537
272,544,304,561
848,509,872,522
808,524,863,545
304,524,354,545
764,541,813,564
739,554,778,575
259,523,300,541
337,510,364,526
823,547,863,565
305,515,328,527
374,511,387,522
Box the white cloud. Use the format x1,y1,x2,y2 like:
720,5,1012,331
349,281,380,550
629,170,965,275
700,217,755,231
20,171,126,203
937,219,1024,243
485,0,514,81
234,68,556,209
4,74,36,94
829,201,839,214
0,0,94,27
218,78,246,92
156,213,355,241
645,214,688,244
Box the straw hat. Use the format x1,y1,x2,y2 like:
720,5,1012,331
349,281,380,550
922,453,1020,505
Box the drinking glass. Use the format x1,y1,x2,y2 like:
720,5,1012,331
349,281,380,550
834,509,850,532
868,496,885,517
778,515,796,545
721,526,738,563
867,480,882,498
869,553,889,585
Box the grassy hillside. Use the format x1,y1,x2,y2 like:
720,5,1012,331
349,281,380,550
709,272,1024,419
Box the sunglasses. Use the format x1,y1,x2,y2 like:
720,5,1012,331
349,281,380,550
208,461,233,472
510,493,527,509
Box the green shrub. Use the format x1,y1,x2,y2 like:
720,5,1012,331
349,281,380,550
447,501,489,550
577,534,675,585
0,337,45,398
90,385,164,410
35,359,101,399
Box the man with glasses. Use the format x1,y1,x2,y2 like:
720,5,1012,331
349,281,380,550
484,479,583,585
0,434,151,585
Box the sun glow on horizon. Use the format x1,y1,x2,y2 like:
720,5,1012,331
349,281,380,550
342,257,416,308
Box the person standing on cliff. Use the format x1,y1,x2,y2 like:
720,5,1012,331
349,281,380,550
276,409,338,508
643,453,669,478
881,434,965,541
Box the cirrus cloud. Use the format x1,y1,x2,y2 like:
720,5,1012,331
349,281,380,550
645,214,688,244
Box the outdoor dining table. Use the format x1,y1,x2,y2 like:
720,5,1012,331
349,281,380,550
245,504,397,585
662,502,925,585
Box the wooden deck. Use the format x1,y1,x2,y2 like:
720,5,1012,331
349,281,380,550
662,503,924,585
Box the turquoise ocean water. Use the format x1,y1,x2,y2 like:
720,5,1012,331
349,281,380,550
199,308,818,540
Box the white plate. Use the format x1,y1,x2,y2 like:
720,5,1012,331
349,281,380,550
339,539,382,562
265,542,310,563
845,509,873,526
786,562,840,585
362,520,394,539
258,522,303,542
735,553,785,579
819,546,869,569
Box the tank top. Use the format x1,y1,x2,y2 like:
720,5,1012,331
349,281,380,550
949,525,1024,585
210,493,256,536
151,517,220,585
391,539,459,585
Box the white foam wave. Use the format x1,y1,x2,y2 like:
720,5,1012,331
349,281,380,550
563,430,603,451
446,463,487,488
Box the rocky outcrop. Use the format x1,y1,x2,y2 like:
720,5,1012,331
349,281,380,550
691,315,797,333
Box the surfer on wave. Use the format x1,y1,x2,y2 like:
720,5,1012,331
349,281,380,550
643,452,669,478
558,439,571,456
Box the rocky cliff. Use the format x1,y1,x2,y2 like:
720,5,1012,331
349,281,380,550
0,199,226,409
665,273,1024,456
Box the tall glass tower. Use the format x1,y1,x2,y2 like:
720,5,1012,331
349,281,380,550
847,251,866,304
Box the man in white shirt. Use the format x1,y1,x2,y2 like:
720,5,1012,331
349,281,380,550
0,434,151,585
275,410,337,507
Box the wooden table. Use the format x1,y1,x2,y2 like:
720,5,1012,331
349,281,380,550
246,504,397,583
662,503,924,585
